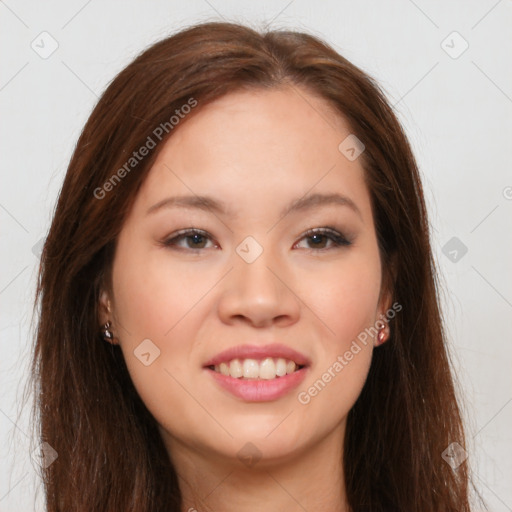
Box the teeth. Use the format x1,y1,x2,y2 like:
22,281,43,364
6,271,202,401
276,358,287,377
219,362,230,376
286,360,296,374
243,358,259,379
213,357,301,379
259,357,276,380
229,359,243,378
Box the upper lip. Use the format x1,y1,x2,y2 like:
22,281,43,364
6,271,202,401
203,343,311,368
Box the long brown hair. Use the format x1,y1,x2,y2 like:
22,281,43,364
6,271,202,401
26,21,478,511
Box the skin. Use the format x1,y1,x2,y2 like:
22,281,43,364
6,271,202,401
99,86,391,512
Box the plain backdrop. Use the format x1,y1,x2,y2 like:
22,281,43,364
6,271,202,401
1,1,511,510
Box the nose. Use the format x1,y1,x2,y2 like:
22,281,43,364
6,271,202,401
216,247,301,329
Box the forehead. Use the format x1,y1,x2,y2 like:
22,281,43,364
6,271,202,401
164,86,352,164
132,86,372,223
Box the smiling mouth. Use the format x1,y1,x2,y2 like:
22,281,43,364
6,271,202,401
207,357,306,380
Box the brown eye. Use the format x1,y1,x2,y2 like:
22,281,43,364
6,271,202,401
163,229,216,250
294,228,352,251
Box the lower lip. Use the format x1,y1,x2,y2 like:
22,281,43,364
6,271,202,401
206,367,308,402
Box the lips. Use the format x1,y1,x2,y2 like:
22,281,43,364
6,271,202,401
203,344,311,402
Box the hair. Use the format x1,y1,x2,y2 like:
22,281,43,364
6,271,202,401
26,20,479,512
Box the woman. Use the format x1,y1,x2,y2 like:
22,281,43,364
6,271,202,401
29,21,478,511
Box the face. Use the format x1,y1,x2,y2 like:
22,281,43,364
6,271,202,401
100,86,391,468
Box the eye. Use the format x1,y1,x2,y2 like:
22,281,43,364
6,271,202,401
294,227,352,251
161,229,217,251
161,227,352,252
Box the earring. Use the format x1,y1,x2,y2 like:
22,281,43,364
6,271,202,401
102,321,114,343
376,327,387,346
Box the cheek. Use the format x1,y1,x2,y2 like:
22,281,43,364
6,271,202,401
293,251,379,421
110,240,209,434
297,252,381,348
111,240,199,341
296,269,377,431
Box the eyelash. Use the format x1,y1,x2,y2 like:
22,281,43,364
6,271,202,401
161,227,352,252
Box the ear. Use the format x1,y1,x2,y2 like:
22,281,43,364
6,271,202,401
98,289,112,327
377,288,393,320
378,251,397,314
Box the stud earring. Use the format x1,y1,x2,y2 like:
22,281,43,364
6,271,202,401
102,321,114,343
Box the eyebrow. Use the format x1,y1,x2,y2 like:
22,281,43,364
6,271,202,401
146,192,363,220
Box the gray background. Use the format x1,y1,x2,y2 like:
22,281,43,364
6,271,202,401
1,0,511,510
